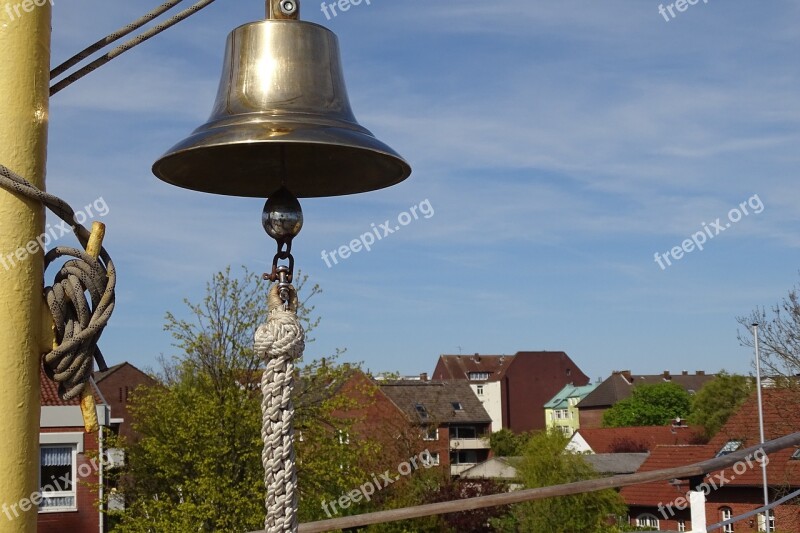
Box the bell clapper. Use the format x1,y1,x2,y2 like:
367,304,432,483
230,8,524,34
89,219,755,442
262,188,304,308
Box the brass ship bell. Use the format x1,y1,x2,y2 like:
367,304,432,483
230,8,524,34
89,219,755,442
152,0,411,198
152,0,411,299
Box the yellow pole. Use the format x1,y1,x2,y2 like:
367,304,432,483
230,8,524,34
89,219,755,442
0,1,52,532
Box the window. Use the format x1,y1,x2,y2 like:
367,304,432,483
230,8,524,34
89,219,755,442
476,384,484,395
451,426,477,439
758,512,776,532
560,426,572,437
338,431,349,445
415,403,429,421
452,402,463,411
421,451,440,466
39,446,77,511
468,372,489,381
716,440,743,458
720,507,733,533
450,450,478,465
423,427,438,441
677,519,686,532
636,513,659,529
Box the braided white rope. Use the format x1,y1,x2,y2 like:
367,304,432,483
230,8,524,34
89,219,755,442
254,284,305,533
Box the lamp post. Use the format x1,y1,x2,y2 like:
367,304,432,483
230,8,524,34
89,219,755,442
0,4,52,533
753,323,770,530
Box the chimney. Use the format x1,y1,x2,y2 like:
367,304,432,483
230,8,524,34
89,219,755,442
682,370,689,376
663,370,671,380
620,370,632,383
419,373,428,382
696,370,705,376
473,353,481,363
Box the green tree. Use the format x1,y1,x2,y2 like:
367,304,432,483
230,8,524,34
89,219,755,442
111,267,377,532
602,382,691,427
491,429,626,533
688,370,754,438
489,428,530,456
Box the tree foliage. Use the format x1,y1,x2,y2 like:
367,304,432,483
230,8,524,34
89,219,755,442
489,428,530,456
602,382,691,428
688,370,754,438
111,267,377,531
491,429,626,532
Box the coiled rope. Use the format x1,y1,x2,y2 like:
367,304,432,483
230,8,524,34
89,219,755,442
0,163,115,401
254,284,305,533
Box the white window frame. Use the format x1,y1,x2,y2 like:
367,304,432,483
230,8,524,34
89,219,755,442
39,444,78,513
476,384,484,395
758,512,775,532
721,507,733,533
422,452,440,466
678,519,686,532
636,513,659,529
423,427,438,441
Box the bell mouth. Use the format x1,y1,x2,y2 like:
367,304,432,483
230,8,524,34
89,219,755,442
152,122,411,198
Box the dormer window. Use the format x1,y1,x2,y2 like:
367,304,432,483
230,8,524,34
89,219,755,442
791,448,800,460
468,372,489,381
716,440,743,457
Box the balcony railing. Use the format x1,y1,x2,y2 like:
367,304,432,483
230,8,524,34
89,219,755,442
449,437,490,450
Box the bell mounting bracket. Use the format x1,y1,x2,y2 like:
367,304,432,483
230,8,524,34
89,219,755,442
267,0,299,19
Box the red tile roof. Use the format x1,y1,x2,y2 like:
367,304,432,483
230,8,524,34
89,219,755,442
575,425,704,453
709,387,800,448
620,445,716,506
433,353,513,382
40,370,105,406
621,387,800,507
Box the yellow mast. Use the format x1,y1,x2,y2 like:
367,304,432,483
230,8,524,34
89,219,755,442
0,2,52,531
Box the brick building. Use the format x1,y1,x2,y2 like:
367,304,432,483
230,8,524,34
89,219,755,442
36,372,110,533
336,371,493,476
432,351,589,433
93,362,157,443
620,388,800,532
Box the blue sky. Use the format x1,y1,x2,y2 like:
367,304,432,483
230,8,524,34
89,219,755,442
44,1,800,382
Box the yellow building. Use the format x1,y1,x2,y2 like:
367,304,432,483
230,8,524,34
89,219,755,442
544,383,598,437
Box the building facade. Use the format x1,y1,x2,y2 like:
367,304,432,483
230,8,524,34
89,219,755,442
544,382,598,436
36,373,111,533
433,351,590,433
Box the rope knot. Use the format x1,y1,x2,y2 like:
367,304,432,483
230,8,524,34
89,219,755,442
254,284,305,362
